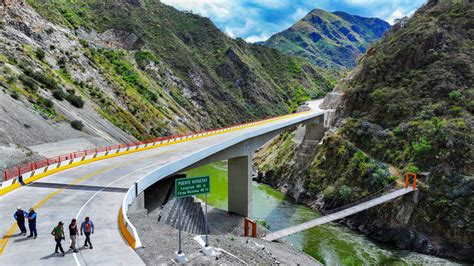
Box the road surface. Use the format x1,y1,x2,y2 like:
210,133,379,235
0,102,324,265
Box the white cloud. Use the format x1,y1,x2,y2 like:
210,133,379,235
161,0,427,41
161,0,235,20
291,7,310,21
245,33,271,43
385,9,405,24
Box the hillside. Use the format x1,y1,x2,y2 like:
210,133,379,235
0,0,335,169
256,0,473,261
265,9,390,71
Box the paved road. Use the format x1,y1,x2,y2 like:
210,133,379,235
0,104,324,265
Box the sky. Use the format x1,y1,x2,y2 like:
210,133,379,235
161,0,427,43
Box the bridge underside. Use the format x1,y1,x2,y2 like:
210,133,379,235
132,115,325,217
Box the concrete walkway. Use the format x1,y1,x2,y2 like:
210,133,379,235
0,108,323,265
264,188,415,242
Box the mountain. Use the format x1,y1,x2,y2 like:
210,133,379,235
0,0,335,169
265,9,390,70
256,0,473,261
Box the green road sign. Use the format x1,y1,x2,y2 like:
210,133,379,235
175,176,210,198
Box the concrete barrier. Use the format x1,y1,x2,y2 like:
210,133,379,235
120,186,143,249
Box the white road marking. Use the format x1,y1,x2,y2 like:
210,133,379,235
72,151,175,266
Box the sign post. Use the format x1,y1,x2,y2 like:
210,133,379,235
205,193,208,247
174,176,212,260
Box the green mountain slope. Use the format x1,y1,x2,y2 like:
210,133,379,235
257,0,473,261
30,0,337,118
0,0,337,170
265,9,390,70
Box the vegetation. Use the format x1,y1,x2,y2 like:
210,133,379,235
257,1,473,260
25,0,336,134
70,120,84,130
35,48,45,61
265,9,390,71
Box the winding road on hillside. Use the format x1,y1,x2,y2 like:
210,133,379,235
0,100,325,265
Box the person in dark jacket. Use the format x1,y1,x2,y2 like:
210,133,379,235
27,208,37,238
51,221,65,256
69,219,79,253
80,217,94,249
13,207,28,235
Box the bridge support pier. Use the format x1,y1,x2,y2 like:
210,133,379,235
228,155,252,217
304,115,325,144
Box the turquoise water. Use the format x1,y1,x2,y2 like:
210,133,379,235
186,162,461,265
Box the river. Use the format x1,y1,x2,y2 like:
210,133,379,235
186,162,462,265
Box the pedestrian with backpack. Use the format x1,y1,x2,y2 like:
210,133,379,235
69,219,79,253
81,217,94,249
51,221,65,256
13,207,28,235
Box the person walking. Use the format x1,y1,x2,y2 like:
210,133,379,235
69,219,79,253
51,221,65,256
27,208,37,239
13,207,28,235
81,217,94,249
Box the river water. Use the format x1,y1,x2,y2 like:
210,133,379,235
186,162,461,265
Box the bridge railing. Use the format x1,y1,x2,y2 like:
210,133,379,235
2,110,314,185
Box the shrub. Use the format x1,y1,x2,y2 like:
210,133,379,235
407,164,419,173
338,185,352,200
70,120,84,131
79,39,89,48
58,57,67,68
448,90,462,102
6,75,17,84
52,89,66,100
65,93,84,108
257,220,270,230
35,48,45,61
388,175,398,183
411,137,431,160
448,106,463,116
287,58,302,76
10,91,19,100
19,74,37,91
367,168,390,188
323,186,335,200
135,50,157,69
37,96,54,109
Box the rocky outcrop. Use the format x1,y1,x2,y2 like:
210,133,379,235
257,0,473,261
77,28,144,50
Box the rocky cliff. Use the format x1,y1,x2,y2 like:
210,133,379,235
256,0,473,261
0,0,334,170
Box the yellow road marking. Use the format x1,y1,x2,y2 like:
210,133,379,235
0,111,311,255
0,148,175,256
0,111,308,196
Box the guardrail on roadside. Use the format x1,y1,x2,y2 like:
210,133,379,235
1,118,269,183
1,111,312,191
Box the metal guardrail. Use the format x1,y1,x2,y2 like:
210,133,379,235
2,114,289,181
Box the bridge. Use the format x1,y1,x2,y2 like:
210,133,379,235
0,101,325,265
263,187,416,242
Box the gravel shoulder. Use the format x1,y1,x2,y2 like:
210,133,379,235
130,204,320,265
